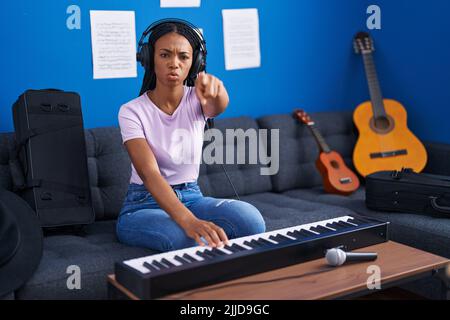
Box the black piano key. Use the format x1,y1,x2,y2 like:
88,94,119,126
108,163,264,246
224,245,240,253
299,229,317,237
268,235,281,243
269,234,290,243
310,225,333,234
196,250,214,259
320,225,335,231
250,239,266,247
345,219,360,225
161,258,176,268
287,231,297,238
257,238,275,246
152,260,167,270
291,230,309,238
243,240,259,249
143,261,159,272
325,223,338,230
174,255,190,264
203,249,219,258
328,222,348,230
183,253,198,262
276,234,294,242
287,230,302,238
231,243,248,252
336,221,355,228
203,248,220,258
348,217,370,225
211,248,227,256
315,224,331,231
250,239,263,247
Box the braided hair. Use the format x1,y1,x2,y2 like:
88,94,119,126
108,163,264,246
139,22,203,96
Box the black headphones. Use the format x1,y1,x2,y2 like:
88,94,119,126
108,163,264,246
136,18,207,83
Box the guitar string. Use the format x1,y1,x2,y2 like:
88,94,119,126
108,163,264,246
362,51,386,162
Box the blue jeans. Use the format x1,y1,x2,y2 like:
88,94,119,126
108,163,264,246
116,182,266,252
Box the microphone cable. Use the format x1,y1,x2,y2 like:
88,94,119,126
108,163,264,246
201,111,241,201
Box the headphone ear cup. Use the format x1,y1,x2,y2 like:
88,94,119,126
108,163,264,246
139,43,151,70
198,51,206,73
189,50,205,82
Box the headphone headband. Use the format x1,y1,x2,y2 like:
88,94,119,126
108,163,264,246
138,18,206,53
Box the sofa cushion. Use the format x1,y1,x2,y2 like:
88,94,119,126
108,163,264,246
257,111,357,192
282,187,450,259
239,192,357,231
15,220,153,299
85,127,131,221
198,116,273,198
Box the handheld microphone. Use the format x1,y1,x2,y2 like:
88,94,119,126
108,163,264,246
325,248,378,267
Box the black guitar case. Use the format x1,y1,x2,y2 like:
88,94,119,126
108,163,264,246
366,168,450,218
9,89,95,228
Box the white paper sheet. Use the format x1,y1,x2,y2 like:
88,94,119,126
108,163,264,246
222,8,261,70
90,10,137,79
160,0,201,8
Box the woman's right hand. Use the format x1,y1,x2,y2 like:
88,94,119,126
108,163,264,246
179,216,229,248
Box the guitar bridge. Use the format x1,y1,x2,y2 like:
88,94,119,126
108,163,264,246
339,177,352,184
370,149,408,159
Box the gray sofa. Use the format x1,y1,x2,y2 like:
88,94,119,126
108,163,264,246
1,111,449,299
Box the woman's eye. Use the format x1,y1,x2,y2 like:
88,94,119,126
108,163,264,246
160,54,168,58
182,56,189,60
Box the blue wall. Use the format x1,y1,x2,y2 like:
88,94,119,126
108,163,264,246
1,0,449,144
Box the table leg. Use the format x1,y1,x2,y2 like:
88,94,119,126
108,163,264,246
433,266,450,300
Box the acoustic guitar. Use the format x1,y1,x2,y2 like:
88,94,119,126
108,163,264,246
293,109,360,195
352,32,427,177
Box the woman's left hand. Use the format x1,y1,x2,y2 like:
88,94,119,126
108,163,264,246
194,72,224,106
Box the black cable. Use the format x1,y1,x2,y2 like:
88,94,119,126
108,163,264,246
170,265,334,300
202,111,241,201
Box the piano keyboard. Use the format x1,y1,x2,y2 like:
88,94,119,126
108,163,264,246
115,215,389,299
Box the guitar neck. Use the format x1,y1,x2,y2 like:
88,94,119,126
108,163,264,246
308,125,331,153
362,52,386,119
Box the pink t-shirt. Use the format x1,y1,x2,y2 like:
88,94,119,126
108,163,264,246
118,86,207,185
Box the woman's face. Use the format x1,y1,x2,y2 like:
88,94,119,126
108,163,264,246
153,32,194,88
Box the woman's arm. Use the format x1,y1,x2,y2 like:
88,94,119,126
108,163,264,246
124,138,228,247
195,72,229,118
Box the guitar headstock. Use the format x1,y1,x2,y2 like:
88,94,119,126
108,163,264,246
353,31,374,54
293,109,314,126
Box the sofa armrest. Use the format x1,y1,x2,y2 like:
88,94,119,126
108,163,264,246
423,141,450,175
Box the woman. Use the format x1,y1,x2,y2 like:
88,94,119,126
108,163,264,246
117,19,265,252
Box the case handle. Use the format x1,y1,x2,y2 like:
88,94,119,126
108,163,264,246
429,196,450,214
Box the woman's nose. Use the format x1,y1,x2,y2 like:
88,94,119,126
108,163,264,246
168,56,180,68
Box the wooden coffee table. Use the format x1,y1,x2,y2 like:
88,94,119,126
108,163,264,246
107,241,449,300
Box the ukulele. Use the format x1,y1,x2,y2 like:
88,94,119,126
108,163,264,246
352,31,427,177
293,109,360,195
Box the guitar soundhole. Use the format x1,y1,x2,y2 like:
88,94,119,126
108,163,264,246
330,160,340,169
374,116,390,130
370,115,395,134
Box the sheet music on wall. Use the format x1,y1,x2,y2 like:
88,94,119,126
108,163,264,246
222,8,261,70
160,0,201,8
90,10,137,79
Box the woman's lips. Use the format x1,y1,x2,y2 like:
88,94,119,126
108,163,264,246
168,73,180,80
